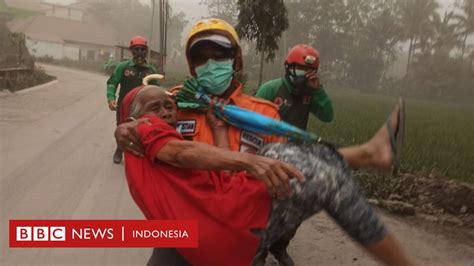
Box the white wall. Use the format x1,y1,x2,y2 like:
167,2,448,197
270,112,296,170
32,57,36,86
63,45,80,60
26,38,116,61
26,39,63,60
77,43,115,61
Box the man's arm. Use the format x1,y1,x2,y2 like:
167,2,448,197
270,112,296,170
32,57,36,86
310,86,334,123
106,62,126,102
157,140,247,170
156,140,304,198
255,79,280,101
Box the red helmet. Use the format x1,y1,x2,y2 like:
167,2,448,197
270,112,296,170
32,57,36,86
285,44,320,69
129,36,148,48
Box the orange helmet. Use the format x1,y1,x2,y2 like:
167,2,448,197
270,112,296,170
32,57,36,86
129,36,148,48
285,44,320,69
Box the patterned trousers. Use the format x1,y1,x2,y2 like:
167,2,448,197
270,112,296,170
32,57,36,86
254,142,387,259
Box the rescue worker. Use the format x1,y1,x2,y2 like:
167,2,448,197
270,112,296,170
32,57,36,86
122,85,417,266
256,44,333,130
106,36,158,164
115,18,405,265
254,44,333,264
172,18,280,153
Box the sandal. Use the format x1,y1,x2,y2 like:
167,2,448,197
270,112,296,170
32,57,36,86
386,97,405,176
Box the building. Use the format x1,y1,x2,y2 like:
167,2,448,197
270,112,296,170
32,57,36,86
6,1,119,61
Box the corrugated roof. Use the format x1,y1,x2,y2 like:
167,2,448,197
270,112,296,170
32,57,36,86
7,15,118,47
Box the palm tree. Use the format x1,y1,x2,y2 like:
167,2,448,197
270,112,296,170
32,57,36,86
455,0,474,60
399,0,440,75
431,11,459,55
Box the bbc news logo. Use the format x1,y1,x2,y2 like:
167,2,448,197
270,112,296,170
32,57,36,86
10,220,198,248
16,226,66,241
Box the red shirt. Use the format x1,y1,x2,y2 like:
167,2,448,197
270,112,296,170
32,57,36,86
125,115,271,266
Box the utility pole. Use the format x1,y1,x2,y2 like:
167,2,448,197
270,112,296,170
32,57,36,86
163,0,168,73
157,0,168,73
148,0,156,63
158,0,163,73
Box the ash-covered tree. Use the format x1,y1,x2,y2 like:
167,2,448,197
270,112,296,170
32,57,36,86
455,0,474,61
200,0,239,25
284,0,403,91
236,0,289,86
345,0,404,91
399,0,440,75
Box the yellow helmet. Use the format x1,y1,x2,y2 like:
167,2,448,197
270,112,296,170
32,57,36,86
185,18,243,75
186,18,240,46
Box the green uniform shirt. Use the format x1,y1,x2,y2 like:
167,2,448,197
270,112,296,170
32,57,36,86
106,59,158,102
256,77,333,130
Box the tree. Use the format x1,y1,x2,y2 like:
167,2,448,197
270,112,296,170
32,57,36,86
399,0,440,76
236,0,289,86
283,0,403,90
166,10,188,59
344,0,404,90
285,0,348,79
455,0,474,60
431,11,459,55
200,0,239,25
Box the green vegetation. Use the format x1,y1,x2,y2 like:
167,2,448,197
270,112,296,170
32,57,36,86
307,88,474,183
1,68,55,92
0,0,38,19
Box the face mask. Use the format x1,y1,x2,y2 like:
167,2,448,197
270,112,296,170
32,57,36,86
288,69,308,95
195,59,234,95
132,47,147,65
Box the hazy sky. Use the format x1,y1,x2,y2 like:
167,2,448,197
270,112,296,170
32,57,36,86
168,0,457,21
45,0,457,21
45,0,461,38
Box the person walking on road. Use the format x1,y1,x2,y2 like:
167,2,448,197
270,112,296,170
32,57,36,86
106,36,158,164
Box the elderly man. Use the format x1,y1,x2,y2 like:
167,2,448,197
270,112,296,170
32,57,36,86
116,18,405,266
121,85,415,266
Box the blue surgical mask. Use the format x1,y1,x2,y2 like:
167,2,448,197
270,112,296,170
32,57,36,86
195,59,234,95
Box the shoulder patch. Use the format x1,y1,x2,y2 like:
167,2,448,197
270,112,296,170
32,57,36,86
176,119,196,134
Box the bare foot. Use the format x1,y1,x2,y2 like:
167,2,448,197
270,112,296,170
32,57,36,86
364,101,402,171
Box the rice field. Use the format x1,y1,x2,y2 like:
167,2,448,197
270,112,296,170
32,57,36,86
307,88,474,183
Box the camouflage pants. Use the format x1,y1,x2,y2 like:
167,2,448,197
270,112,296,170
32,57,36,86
147,142,387,266
254,142,387,258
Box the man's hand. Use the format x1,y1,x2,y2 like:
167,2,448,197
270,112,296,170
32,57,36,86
108,100,117,111
114,119,149,157
305,70,321,91
244,155,305,199
206,97,228,129
206,98,230,149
